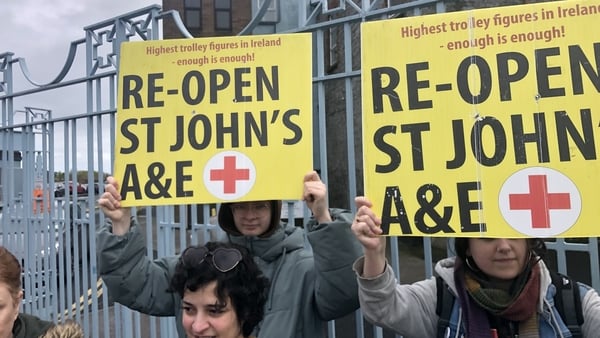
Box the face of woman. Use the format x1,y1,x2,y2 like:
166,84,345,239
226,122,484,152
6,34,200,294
182,281,243,338
0,283,21,338
467,238,529,281
231,201,272,237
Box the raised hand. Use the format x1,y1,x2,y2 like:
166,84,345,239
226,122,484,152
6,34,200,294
352,196,386,277
302,171,332,223
97,176,132,235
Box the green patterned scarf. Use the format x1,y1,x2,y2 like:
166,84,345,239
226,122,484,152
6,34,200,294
463,258,541,337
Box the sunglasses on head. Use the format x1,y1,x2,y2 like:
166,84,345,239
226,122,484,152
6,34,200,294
181,246,243,273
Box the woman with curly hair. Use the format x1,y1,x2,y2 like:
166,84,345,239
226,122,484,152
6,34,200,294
169,241,269,338
98,171,361,337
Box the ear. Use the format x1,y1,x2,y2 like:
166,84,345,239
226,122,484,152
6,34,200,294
15,289,23,306
12,290,23,321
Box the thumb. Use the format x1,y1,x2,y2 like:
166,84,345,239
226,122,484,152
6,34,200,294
354,196,372,209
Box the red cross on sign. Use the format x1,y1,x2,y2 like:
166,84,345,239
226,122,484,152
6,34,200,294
508,174,571,229
210,156,250,194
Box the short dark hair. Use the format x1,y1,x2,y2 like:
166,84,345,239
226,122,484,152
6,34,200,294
0,246,22,298
454,237,547,262
169,241,269,336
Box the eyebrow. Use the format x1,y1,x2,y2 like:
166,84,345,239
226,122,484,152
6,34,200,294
209,300,228,310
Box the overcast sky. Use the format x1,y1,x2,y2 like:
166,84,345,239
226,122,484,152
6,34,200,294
1,0,158,77
0,0,159,174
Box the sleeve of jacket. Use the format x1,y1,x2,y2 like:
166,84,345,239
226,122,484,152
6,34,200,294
305,208,362,320
354,257,438,337
581,283,600,337
96,217,180,316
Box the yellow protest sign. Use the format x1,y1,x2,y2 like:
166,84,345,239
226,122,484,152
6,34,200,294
361,1,600,237
115,33,313,206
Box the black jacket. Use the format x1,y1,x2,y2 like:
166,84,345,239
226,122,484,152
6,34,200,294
13,313,54,338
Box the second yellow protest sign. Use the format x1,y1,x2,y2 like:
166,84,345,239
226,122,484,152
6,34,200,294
361,1,600,237
115,33,313,206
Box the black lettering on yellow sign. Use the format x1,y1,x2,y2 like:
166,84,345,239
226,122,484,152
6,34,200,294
370,43,600,112
120,117,161,154
380,181,485,235
121,66,279,109
374,123,430,172
374,108,596,172
168,109,301,150
456,181,486,233
119,109,302,154
121,161,193,201
456,55,492,104
446,109,596,168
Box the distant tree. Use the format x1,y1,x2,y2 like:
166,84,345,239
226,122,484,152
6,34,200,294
53,170,109,184
54,171,65,181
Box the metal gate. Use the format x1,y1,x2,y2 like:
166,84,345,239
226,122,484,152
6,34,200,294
1,1,598,338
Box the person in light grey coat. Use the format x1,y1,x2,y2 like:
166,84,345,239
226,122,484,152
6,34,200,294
351,196,600,338
97,171,362,338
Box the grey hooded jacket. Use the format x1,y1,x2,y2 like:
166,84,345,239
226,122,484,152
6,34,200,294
354,256,600,338
97,208,361,337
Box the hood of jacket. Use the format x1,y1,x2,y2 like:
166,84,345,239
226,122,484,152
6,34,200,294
228,222,305,313
227,222,304,261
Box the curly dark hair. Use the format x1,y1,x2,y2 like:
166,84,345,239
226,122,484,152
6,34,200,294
454,237,547,263
169,241,269,337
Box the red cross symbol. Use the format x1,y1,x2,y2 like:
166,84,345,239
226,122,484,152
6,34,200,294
209,155,250,194
508,174,571,228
